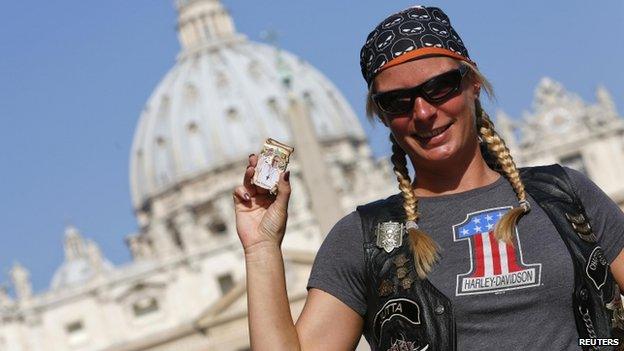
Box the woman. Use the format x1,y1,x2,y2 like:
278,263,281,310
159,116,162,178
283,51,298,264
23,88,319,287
233,5,624,351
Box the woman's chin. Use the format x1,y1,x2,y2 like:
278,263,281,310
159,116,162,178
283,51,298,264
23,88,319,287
411,145,460,166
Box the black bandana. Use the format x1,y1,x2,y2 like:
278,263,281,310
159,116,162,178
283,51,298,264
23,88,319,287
360,6,472,86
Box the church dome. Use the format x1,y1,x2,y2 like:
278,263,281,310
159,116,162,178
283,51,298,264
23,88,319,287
50,226,114,290
130,0,366,209
50,258,114,290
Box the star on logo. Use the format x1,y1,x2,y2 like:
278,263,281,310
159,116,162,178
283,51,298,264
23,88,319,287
472,218,481,224
485,214,493,222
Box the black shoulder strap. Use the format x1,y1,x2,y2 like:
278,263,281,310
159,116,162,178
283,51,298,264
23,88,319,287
521,164,617,347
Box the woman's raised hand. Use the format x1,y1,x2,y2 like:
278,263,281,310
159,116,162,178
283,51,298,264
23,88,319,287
233,154,291,252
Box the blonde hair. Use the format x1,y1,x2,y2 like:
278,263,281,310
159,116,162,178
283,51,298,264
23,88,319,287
369,59,529,278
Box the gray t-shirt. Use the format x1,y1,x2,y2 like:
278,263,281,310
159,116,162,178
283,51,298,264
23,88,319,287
307,168,624,351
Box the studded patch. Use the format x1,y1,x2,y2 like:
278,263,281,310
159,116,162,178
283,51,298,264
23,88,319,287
394,254,409,268
379,280,396,297
401,277,414,290
397,267,408,279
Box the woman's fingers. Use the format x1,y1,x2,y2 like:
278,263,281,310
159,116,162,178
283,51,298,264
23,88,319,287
249,153,258,168
233,185,252,205
274,171,291,211
243,164,255,189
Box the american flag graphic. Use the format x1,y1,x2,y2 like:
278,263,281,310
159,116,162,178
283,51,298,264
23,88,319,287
454,207,541,295
456,209,521,276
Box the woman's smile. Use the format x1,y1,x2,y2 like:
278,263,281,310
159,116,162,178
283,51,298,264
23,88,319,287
412,122,454,146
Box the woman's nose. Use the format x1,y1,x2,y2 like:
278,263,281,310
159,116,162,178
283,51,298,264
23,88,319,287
411,96,437,122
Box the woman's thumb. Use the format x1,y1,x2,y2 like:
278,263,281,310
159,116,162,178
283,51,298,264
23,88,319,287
274,171,291,209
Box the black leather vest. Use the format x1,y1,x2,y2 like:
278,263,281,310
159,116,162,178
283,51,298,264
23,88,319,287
356,165,619,351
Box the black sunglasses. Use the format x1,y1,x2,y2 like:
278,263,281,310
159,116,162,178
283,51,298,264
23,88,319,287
372,65,469,116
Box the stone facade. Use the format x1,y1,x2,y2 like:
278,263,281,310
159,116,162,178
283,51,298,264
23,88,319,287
0,1,391,350
496,77,624,208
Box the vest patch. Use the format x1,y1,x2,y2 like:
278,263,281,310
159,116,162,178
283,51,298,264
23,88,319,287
373,298,421,342
586,246,608,290
453,206,542,296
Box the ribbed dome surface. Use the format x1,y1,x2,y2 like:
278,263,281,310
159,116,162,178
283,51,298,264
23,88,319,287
129,2,365,209
50,258,114,290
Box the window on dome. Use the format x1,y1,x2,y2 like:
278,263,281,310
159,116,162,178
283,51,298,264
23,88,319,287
187,121,199,133
132,296,160,318
185,84,199,103
267,98,282,120
267,98,278,112
560,153,587,175
226,108,240,121
218,273,235,295
65,320,88,345
303,91,315,109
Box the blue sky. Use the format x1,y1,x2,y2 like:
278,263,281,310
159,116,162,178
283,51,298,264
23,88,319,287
1,1,622,293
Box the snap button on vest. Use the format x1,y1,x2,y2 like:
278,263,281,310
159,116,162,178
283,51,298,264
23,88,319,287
580,288,589,302
435,305,445,315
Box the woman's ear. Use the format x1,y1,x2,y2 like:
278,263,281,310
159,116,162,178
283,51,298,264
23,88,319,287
473,80,481,98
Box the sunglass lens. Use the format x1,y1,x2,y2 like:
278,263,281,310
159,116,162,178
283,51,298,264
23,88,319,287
423,71,461,102
377,92,412,115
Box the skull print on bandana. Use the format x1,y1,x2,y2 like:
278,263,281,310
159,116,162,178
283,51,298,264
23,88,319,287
399,21,426,35
360,6,473,86
375,31,396,51
391,38,417,59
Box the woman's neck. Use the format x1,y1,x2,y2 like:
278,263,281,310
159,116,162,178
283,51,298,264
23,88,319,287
411,148,501,198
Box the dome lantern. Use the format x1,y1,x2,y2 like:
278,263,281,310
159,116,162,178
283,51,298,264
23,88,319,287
175,0,239,51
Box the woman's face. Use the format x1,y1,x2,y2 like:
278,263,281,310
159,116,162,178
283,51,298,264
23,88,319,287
373,56,480,172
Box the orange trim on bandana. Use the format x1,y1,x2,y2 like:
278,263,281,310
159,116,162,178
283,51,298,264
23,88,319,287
381,47,475,73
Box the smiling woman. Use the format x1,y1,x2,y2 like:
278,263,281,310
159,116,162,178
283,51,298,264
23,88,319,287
234,4,624,351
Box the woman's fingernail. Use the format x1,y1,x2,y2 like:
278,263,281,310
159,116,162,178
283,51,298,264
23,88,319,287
284,171,290,182
244,193,250,201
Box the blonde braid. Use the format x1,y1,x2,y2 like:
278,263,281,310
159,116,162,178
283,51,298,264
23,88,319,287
390,135,439,278
476,100,530,245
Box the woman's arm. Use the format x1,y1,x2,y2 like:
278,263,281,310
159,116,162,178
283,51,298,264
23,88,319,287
234,155,363,350
296,289,365,351
245,243,364,351
610,250,624,291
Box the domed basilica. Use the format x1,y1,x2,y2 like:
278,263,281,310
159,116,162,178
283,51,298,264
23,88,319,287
1,1,622,350
0,1,393,350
